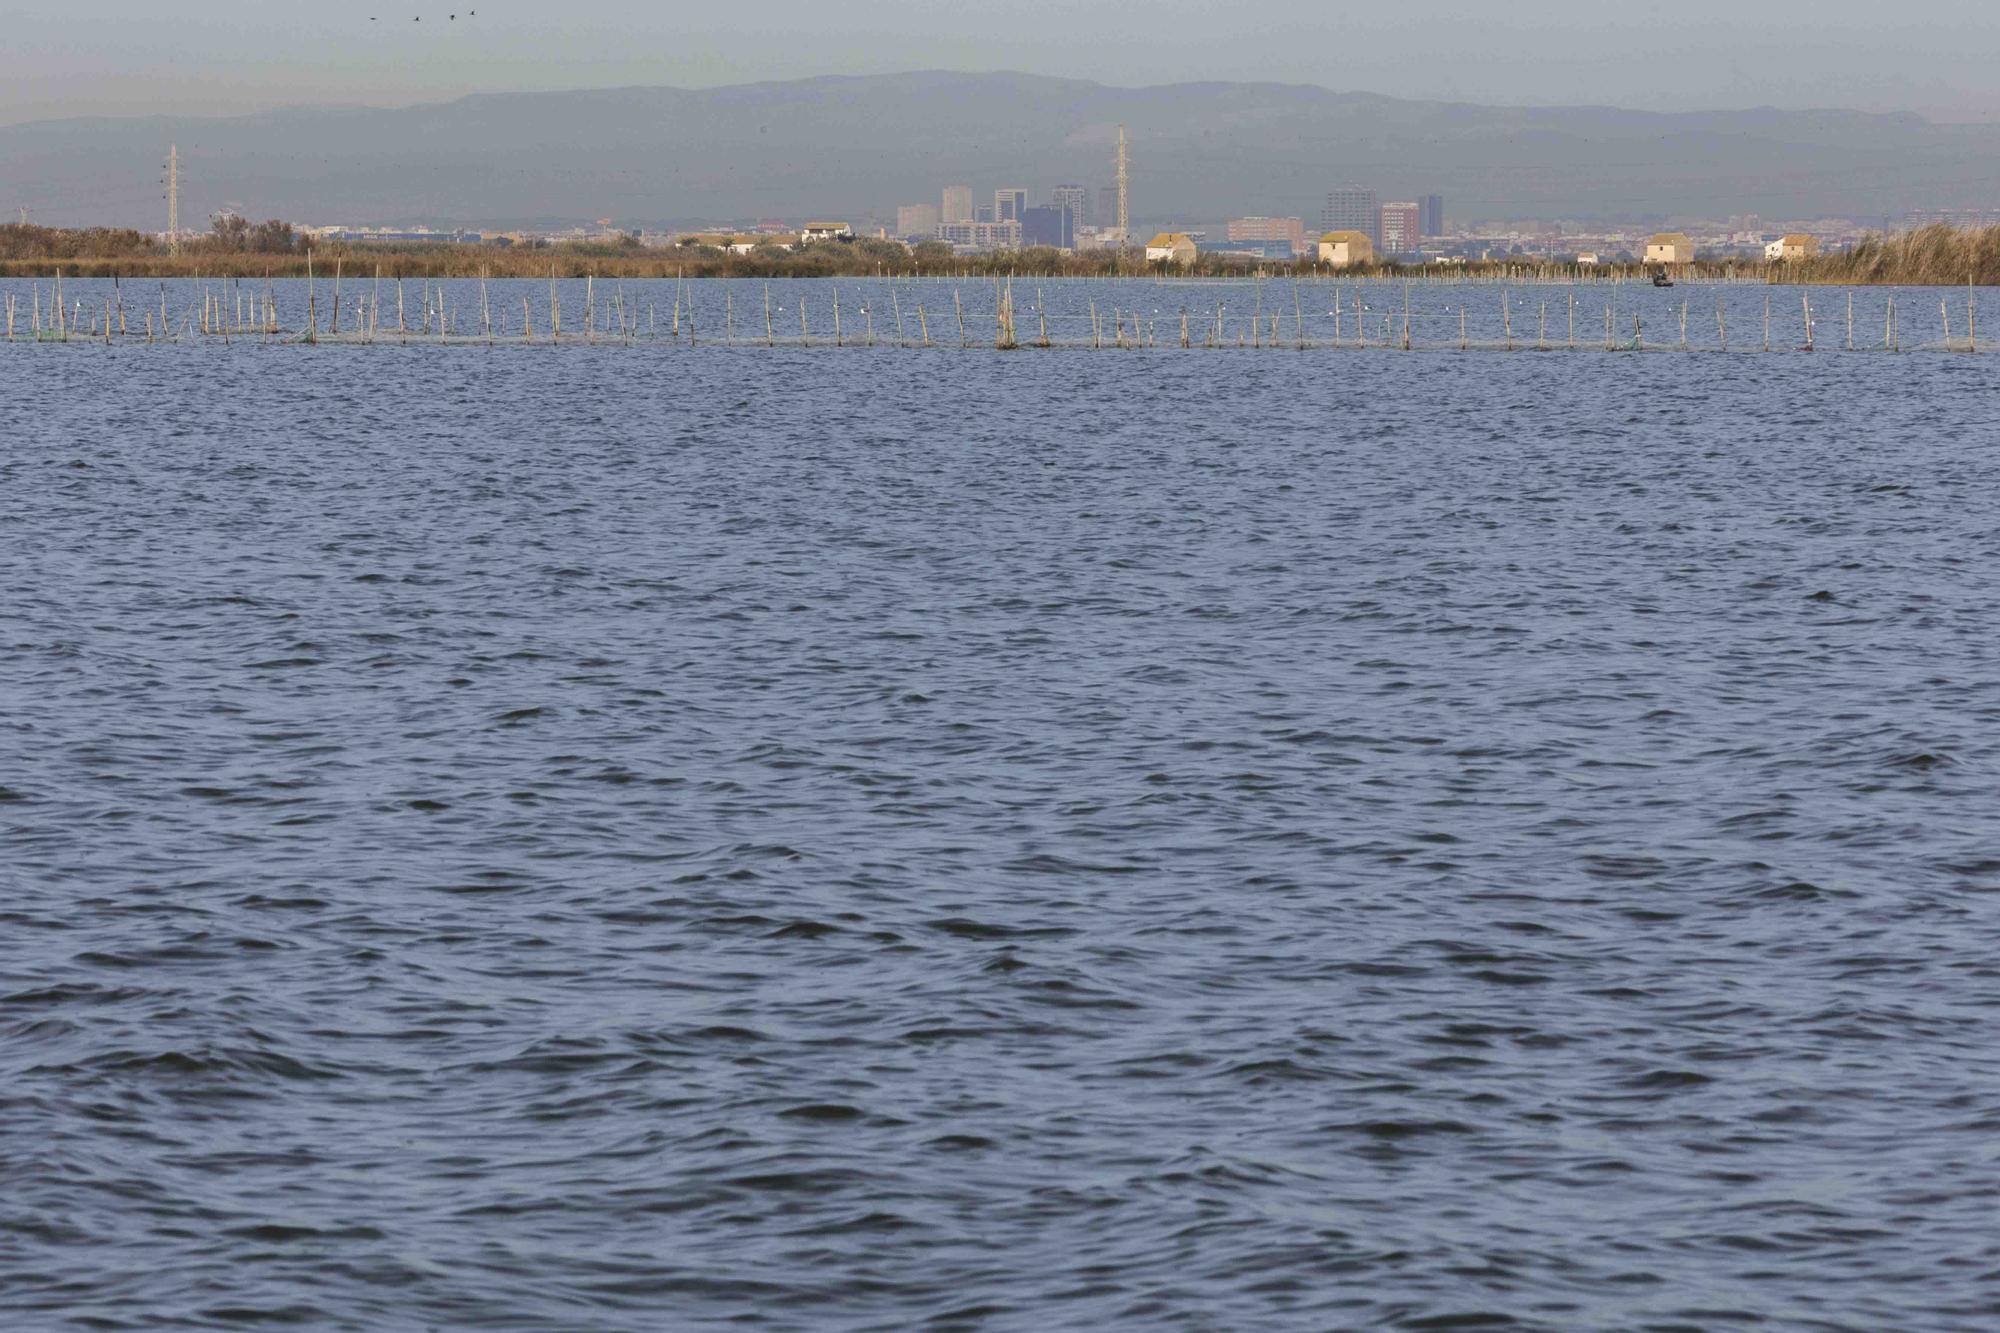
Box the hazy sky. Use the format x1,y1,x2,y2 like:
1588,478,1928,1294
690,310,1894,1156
10,1,2000,126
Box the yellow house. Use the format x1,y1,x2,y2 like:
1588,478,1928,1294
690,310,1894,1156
1317,230,1374,267
1145,232,1197,265
1645,232,1694,264
1764,233,1819,261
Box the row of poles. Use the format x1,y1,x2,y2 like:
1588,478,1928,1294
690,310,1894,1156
1,268,1985,353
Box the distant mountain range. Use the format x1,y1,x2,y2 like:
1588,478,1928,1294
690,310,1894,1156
6,71,1998,230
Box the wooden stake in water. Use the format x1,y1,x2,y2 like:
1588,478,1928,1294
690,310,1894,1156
833,288,842,345
765,284,774,346
1763,295,1770,353
800,294,810,346
917,302,930,346
954,289,966,347
1970,274,1978,352
1847,290,1854,351
1717,299,1727,353
1567,291,1575,349
1803,292,1813,351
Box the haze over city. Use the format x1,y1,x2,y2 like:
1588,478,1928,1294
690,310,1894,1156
9,0,2000,126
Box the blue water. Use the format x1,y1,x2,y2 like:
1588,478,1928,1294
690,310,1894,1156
5,294,2000,1330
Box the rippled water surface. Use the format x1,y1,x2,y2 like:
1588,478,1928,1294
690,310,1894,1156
6,305,2000,1330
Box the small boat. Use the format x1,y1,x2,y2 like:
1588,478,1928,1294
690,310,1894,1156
1651,269,1674,288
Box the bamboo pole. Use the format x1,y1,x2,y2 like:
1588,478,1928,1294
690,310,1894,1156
954,290,966,347
765,284,774,346
1717,299,1726,352
917,302,929,346
800,294,809,346
833,288,842,345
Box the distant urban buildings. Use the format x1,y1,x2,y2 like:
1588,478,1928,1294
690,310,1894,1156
994,189,1028,224
941,186,974,225
1321,187,1380,248
1051,185,1088,222
937,220,1022,249
1227,216,1307,255
1022,205,1074,249
1903,207,2000,229
1379,201,1421,255
896,203,939,238
1421,194,1444,238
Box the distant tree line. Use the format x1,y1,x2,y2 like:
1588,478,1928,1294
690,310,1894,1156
10,221,2000,284
202,214,300,254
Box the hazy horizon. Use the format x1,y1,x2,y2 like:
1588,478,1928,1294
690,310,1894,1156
10,1,2000,127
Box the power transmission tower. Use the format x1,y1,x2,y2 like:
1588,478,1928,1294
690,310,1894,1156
167,144,180,256
1115,125,1129,243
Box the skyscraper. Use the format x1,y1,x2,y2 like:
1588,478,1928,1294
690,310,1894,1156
941,185,974,225
1021,205,1074,250
897,203,940,239
1380,201,1421,255
1051,185,1088,221
1097,184,1120,229
995,188,1028,224
1320,187,1380,248
1421,194,1445,238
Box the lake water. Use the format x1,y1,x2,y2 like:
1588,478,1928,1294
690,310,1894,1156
5,281,2000,1330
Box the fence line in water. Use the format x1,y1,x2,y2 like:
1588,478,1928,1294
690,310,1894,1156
0,275,1984,355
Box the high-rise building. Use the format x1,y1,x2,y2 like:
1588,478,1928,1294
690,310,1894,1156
1097,184,1120,229
1021,205,1074,250
1051,185,1088,222
1420,194,1444,238
995,189,1028,224
941,185,974,225
1320,187,1380,248
897,203,940,239
1227,216,1307,254
974,204,995,224
1380,201,1421,255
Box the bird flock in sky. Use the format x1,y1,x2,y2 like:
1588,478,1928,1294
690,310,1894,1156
370,9,477,20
